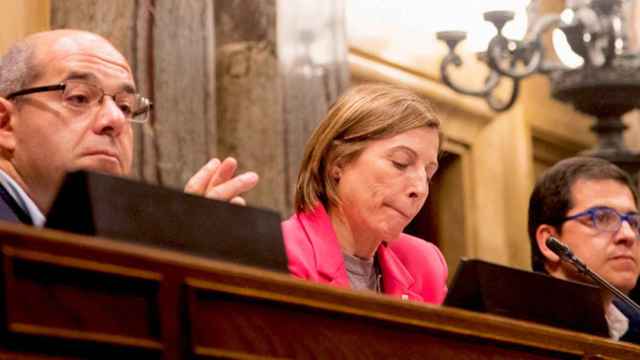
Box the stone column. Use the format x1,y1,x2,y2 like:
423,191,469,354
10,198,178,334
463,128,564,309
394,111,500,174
277,0,350,214
214,0,285,213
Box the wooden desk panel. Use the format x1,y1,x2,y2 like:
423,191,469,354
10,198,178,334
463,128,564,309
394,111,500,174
186,279,564,359
0,222,635,359
3,246,163,348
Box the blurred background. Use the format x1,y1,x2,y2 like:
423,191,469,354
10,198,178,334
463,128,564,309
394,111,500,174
5,0,640,279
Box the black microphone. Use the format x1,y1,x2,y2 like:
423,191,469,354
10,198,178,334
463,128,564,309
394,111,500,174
546,236,640,316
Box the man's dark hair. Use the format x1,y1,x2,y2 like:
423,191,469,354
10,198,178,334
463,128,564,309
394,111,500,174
528,156,638,273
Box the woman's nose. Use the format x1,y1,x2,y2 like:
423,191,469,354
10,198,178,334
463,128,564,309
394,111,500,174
408,170,428,199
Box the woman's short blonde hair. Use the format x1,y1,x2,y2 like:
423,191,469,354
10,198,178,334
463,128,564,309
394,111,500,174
294,83,441,213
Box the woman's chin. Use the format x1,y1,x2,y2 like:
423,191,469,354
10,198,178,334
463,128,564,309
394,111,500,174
373,224,405,242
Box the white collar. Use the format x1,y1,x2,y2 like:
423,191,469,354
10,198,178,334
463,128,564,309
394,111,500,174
605,301,629,340
0,169,45,227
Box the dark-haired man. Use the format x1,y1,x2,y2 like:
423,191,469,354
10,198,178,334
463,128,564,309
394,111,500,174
0,30,258,225
528,156,640,341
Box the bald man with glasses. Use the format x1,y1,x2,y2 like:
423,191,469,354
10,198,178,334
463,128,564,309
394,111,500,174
528,156,640,343
0,30,258,226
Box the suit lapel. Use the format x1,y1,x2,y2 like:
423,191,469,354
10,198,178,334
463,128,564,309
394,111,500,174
377,243,422,301
297,205,350,287
0,182,32,225
614,299,640,344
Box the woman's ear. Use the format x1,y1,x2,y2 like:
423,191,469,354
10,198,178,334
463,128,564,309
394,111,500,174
328,157,345,182
536,224,561,264
330,165,341,182
0,98,16,154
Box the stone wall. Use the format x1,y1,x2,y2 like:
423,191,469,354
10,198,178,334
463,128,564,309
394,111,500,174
50,0,349,216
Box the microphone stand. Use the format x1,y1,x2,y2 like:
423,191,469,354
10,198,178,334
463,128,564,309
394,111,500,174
546,236,640,316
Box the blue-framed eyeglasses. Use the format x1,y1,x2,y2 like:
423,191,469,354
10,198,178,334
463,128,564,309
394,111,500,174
562,206,640,235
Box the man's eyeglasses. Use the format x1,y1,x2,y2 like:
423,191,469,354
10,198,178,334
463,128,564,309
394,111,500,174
6,79,153,123
562,206,640,236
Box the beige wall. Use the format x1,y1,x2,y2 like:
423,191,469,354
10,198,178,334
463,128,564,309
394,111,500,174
347,0,639,274
351,46,541,269
348,60,601,273
0,0,50,53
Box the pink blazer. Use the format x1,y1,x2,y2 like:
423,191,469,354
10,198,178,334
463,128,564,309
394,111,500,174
281,204,448,304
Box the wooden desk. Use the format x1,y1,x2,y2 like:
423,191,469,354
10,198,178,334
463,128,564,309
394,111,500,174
0,222,637,359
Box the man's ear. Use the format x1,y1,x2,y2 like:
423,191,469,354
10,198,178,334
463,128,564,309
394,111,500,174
536,224,561,264
0,97,16,153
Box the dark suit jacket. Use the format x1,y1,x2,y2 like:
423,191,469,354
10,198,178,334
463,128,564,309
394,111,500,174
614,299,640,345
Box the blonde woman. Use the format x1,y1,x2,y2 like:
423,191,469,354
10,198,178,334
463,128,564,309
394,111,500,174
282,84,447,303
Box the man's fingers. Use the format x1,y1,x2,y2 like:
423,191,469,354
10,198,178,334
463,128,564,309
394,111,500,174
205,172,259,201
184,158,220,194
229,196,247,206
185,157,259,206
206,157,237,192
